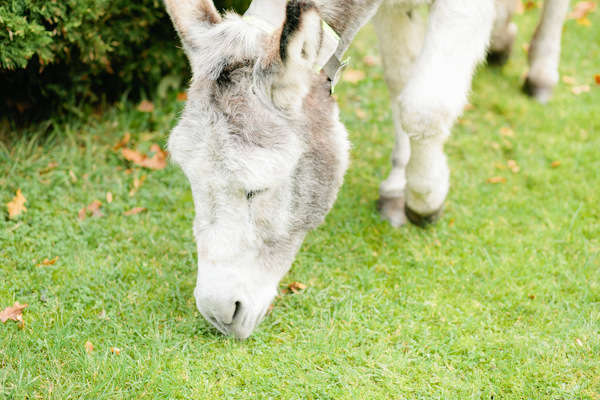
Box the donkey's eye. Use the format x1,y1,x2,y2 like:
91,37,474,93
246,189,266,200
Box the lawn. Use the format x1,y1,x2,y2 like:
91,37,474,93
1,6,599,399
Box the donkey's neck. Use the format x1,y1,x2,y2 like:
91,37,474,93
316,0,384,57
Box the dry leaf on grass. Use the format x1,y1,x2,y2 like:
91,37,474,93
6,189,27,219
562,75,577,84
507,160,520,173
78,200,103,220
36,256,59,267
85,341,94,355
355,108,367,119
487,177,507,184
288,282,308,294
500,127,515,137
362,55,380,66
551,160,562,168
0,301,28,323
595,74,600,85
129,175,146,197
113,132,131,150
107,192,113,203
572,85,591,95
137,100,155,113
122,145,167,170
524,0,537,10
577,16,592,25
342,69,366,84
110,347,121,355
568,1,597,19
124,207,147,216
177,92,188,101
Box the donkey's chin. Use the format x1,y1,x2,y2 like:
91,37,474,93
194,264,280,339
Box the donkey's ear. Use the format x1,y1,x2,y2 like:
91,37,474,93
164,0,221,51
257,0,323,110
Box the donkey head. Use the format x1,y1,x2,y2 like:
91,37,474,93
165,0,349,338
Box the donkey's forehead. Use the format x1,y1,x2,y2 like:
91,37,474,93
192,14,266,80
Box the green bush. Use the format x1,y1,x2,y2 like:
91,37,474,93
215,0,252,13
0,0,256,121
0,0,188,118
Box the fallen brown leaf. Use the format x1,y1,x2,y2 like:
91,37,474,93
113,132,131,151
0,301,28,323
122,145,167,170
362,55,380,66
500,127,515,137
37,256,59,267
524,0,537,10
572,84,591,95
69,170,78,183
595,74,600,85
487,177,507,184
6,189,27,219
137,100,155,113
107,191,113,203
88,200,102,213
177,92,188,101
85,341,94,355
568,1,597,19
110,347,121,355
342,69,366,84
528,293,536,300
124,207,147,216
551,160,562,168
464,103,475,111
79,200,103,220
577,16,592,25
562,75,577,85
507,160,520,173
288,281,308,294
129,175,147,197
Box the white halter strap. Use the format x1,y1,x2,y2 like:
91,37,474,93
243,0,348,92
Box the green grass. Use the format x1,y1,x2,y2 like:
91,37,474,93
1,8,599,399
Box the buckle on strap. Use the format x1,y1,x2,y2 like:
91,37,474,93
243,0,346,93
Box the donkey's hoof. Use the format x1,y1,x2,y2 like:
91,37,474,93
404,203,444,228
377,195,408,228
486,50,510,67
524,77,553,104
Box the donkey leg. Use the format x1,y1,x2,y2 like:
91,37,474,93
488,0,519,66
374,6,426,227
399,0,495,226
524,0,570,104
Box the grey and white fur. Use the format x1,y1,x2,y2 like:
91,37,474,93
164,0,567,338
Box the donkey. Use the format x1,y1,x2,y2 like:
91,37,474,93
163,0,560,338
488,0,570,104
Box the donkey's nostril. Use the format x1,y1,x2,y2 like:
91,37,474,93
232,301,242,321
212,298,244,325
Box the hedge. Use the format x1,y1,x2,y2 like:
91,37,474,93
0,0,252,119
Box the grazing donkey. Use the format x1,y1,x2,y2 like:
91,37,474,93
163,0,564,338
488,0,570,104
